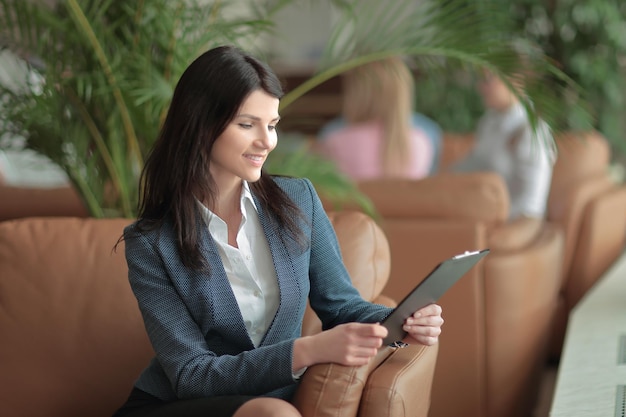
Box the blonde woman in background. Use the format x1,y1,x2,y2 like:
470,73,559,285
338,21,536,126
318,57,438,180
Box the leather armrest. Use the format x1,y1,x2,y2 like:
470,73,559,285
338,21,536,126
487,217,543,252
360,344,439,417
548,174,614,279
293,344,438,417
567,184,626,308
482,223,564,417
293,346,396,417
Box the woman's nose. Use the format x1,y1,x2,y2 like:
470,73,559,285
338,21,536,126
256,129,276,149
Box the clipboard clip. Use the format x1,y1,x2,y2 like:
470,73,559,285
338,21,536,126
453,250,481,259
389,341,409,349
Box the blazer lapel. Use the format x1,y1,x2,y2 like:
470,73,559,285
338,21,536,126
196,215,253,347
253,194,304,346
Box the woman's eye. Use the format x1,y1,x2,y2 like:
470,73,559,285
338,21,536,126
239,123,253,129
268,125,277,131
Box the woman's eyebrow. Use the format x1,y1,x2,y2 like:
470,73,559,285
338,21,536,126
237,114,281,122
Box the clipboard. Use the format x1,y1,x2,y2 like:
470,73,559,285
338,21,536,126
381,248,490,345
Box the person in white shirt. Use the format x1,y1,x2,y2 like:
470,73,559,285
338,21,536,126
113,45,444,417
451,70,555,221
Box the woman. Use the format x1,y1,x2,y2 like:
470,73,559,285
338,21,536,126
113,45,443,417
319,56,436,179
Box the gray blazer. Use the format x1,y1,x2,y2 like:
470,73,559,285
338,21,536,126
124,177,392,401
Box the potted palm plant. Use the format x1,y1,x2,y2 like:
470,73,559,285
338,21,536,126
0,0,590,218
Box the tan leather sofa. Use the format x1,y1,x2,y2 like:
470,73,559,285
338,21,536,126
0,211,438,417
349,172,564,417
440,130,626,359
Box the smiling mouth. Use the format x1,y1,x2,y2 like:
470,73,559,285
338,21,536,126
244,154,265,163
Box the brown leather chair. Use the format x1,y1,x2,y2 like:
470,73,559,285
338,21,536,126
352,173,564,417
440,130,626,360
0,211,438,417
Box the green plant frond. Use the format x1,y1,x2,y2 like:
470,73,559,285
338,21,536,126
63,84,132,216
279,50,405,110
131,75,174,108
163,3,184,83
66,165,105,218
319,0,505,67
1,0,296,218
64,0,143,170
282,39,591,143
278,0,591,142
82,0,117,26
1,1,50,58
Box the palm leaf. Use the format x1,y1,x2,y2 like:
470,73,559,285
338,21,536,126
281,0,593,138
0,0,289,217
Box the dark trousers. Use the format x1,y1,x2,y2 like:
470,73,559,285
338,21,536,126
112,387,255,417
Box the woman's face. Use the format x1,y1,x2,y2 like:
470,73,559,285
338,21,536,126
477,72,517,111
210,89,280,189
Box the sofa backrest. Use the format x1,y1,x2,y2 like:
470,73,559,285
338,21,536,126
550,131,610,192
358,172,510,226
547,131,614,281
327,211,390,300
0,184,88,222
0,217,150,417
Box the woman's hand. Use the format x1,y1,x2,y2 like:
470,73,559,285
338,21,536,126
402,303,443,346
293,322,388,371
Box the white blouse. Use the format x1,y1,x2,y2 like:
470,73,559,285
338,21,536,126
197,182,279,347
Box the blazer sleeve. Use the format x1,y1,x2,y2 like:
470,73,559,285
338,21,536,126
300,178,392,328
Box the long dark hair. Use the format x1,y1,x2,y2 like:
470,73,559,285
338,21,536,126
134,45,304,270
